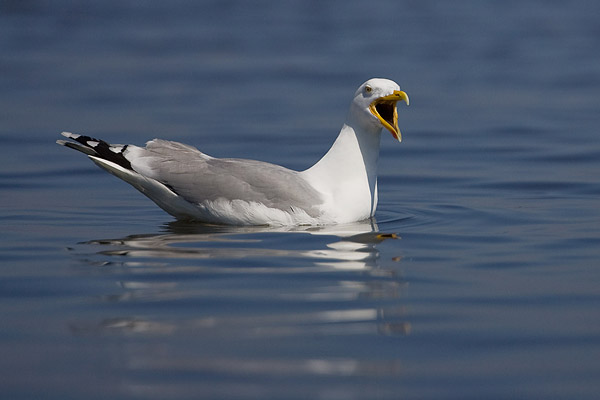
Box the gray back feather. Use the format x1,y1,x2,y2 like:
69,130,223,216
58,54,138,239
130,140,323,217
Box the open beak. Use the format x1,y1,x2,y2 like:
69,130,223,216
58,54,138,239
369,90,409,142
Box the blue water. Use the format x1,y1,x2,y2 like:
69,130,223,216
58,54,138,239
2,1,600,399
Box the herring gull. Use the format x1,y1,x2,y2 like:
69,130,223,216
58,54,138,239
57,78,409,226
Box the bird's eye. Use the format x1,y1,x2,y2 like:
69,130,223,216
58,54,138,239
365,85,373,94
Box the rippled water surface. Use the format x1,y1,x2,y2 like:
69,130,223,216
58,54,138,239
2,1,599,399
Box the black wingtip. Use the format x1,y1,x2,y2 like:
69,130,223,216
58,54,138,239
59,131,133,170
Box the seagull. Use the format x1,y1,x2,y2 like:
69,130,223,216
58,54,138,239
57,78,409,226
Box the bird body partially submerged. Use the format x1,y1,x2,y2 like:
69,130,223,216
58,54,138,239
57,78,409,226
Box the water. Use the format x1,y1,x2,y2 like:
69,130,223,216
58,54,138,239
2,1,600,398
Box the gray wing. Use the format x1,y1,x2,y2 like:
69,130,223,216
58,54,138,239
129,140,323,217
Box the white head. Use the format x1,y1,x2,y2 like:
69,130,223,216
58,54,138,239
349,78,410,141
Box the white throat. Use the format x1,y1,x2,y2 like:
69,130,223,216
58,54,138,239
301,118,382,223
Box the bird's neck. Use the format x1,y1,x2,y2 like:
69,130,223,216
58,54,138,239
302,119,382,220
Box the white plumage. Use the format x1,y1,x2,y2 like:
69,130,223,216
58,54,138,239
57,78,409,226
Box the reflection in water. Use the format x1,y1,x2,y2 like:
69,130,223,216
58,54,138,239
87,220,396,266
69,220,410,395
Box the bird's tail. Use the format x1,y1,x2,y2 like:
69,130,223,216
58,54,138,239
57,131,132,170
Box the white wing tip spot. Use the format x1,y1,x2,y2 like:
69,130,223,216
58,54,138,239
61,131,81,139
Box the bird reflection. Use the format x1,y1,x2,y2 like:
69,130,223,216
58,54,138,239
70,219,410,342
87,219,395,266
68,219,411,394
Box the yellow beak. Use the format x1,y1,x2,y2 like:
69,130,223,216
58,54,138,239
369,90,409,142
